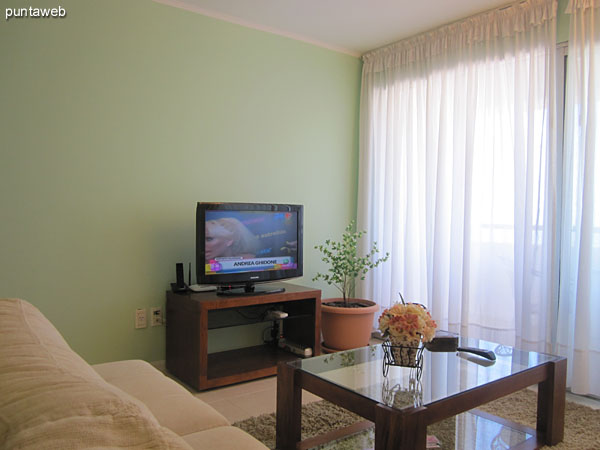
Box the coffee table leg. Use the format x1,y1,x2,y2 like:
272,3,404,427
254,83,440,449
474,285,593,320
276,361,302,450
537,358,567,445
375,404,427,450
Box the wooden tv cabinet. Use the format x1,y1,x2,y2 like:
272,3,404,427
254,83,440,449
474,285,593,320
165,283,321,391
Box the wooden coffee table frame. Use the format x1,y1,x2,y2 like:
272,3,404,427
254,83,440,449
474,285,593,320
276,355,566,450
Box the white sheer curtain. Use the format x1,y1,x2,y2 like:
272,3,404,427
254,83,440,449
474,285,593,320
556,0,600,397
357,0,558,352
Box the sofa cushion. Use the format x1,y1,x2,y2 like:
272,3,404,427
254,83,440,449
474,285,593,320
182,426,269,450
93,360,230,436
0,298,191,449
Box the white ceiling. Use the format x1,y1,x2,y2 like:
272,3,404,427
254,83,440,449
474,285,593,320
154,0,513,56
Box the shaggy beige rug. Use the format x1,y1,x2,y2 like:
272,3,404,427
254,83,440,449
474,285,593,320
233,389,599,449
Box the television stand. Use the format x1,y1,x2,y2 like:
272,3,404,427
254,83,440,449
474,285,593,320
166,282,321,390
217,282,285,296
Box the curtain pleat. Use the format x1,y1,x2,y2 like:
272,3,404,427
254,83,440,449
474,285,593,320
557,0,600,397
357,0,558,353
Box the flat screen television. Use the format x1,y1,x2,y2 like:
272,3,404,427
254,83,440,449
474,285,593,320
196,202,303,295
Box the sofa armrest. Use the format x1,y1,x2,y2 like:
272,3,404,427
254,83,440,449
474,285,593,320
92,360,230,436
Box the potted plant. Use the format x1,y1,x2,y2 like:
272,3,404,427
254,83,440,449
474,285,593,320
313,221,389,351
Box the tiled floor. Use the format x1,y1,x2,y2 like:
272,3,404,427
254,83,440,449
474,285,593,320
155,361,600,424
565,391,600,410
152,361,322,423
194,376,321,423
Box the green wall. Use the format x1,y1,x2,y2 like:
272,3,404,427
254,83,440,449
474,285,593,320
0,0,362,363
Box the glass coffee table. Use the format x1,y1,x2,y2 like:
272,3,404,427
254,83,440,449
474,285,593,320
276,338,566,450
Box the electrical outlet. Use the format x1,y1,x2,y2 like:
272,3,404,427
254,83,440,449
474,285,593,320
150,307,163,326
135,308,147,329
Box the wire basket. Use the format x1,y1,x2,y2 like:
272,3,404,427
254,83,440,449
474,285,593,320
382,340,424,377
381,376,423,408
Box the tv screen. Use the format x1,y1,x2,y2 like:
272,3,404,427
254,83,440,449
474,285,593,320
196,202,303,295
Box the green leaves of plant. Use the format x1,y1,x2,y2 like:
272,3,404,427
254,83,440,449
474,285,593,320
312,220,389,305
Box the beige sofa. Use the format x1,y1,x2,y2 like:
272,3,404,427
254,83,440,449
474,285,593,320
0,298,268,449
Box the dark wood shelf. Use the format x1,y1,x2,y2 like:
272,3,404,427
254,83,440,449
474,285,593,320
205,345,300,389
165,282,321,390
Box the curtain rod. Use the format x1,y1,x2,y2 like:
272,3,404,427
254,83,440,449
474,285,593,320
362,0,548,58
499,0,528,11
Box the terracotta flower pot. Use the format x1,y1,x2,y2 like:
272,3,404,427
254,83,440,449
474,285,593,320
321,298,379,351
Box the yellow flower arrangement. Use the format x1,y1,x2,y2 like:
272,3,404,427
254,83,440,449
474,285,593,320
378,301,437,346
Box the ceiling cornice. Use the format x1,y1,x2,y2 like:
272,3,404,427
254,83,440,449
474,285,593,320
152,0,362,57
